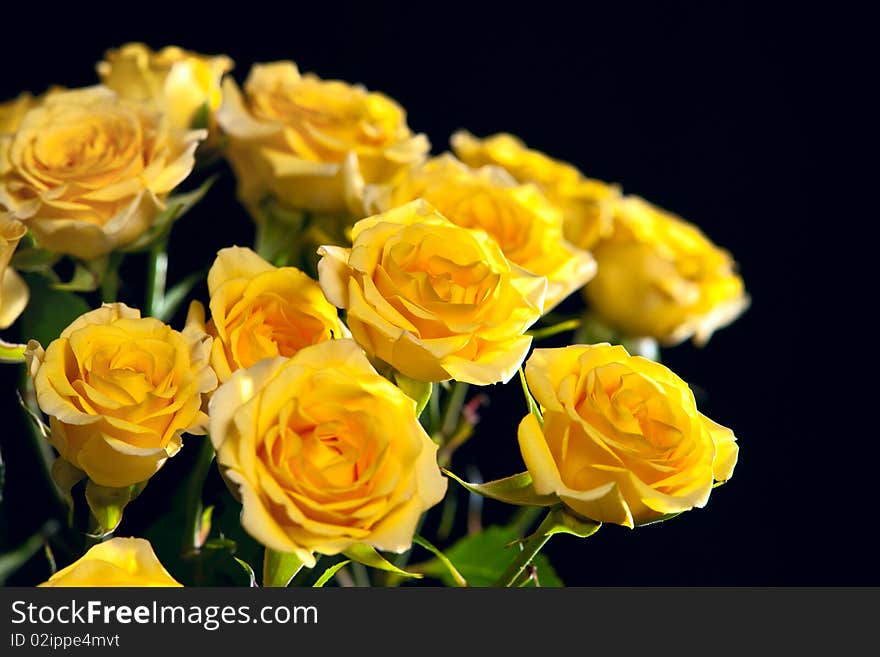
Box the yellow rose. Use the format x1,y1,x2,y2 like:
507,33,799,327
585,195,749,345
25,303,217,488
518,344,737,528
1,213,28,329
217,61,429,215
202,245,345,383
0,86,206,260
0,92,37,135
98,42,233,131
209,339,447,566
367,154,595,311
452,130,620,250
317,200,546,385
39,537,182,587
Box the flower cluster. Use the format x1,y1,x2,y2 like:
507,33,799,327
0,43,745,588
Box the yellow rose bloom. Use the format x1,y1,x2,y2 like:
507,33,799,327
203,245,345,383
367,154,595,311
209,339,447,566
518,344,738,528
0,86,206,260
317,200,546,385
1,213,28,329
98,42,233,131
25,303,217,488
217,61,429,215
0,92,37,135
585,195,749,345
39,537,182,587
452,130,620,250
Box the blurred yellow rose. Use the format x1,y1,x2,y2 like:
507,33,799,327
317,200,546,385
0,86,206,260
452,131,620,250
39,537,182,587
1,213,28,329
98,42,233,131
519,344,737,527
202,245,345,383
0,92,37,135
217,61,429,215
209,339,447,566
367,154,595,311
585,195,748,345
25,303,217,488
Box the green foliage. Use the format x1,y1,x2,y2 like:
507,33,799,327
263,549,304,587
420,526,562,587
392,372,433,418
19,273,90,347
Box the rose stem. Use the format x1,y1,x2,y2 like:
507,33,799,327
145,238,168,318
494,509,557,587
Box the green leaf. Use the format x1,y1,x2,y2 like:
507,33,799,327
155,268,206,322
342,544,422,579
519,368,543,426
413,535,467,587
121,176,216,253
313,560,352,587
84,479,147,538
420,526,562,587
19,273,90,347
0,338,26,363
442,468,559,507
392,372,433,417
0,520,60,585
263,548,305,587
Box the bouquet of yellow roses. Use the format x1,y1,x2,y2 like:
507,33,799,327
0,43,747,588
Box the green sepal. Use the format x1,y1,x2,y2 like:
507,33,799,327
0,339,27,364
313,560,352,587
50,458,86,525
573,311,618,345
539,505,602,539
234,557,258,587
51,256,114,293
9,246,61,273
121,177,216,253
636,512,682,527
190,102,211,131
84,479,147,538
252,197,308,267
392,372,433,418
262,548,305,587
518,368,543,426
413,534,467,587
342,544,422,579
442,468,559,507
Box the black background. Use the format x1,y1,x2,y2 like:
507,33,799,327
0,2,866,585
